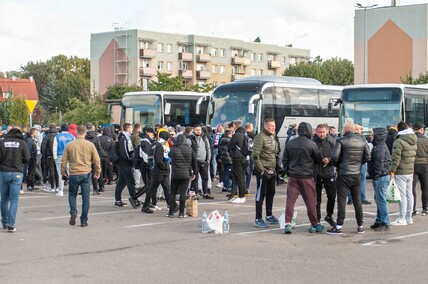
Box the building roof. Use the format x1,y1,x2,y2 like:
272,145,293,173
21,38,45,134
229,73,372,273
0,77,39,101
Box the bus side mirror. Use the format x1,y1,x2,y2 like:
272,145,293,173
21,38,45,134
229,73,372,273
327,102,333,114
165,103,171,115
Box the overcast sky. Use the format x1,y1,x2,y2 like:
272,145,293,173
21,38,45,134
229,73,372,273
1,0,427,72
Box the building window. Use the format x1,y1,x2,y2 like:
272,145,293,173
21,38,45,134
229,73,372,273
157,61,164,70
258,53,263,61
197,64,207,71
167,44,173,53
289,57,296,65
258,69,264,76
142,60,150,67
268,70,275,76
179,61,188,70
268,54,274,61
212,64,218,74
251,69,256,76
251,53,256,61
157,43,164,52
167,62,173,71
220,65,226,74
196,46,205,54
231,49,239,57
178,45,188,52
139,41,150,49
211,48,218,57
141,78,149,90
220,48,226,57
282,56,287,64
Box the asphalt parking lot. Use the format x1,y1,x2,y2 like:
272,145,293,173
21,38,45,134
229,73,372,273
1,178,428,284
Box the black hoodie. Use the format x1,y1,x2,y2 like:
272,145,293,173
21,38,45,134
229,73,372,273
0,128,31,172
368,128,391,180
283,122,322,178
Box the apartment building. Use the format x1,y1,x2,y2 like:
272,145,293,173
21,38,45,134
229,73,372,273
90,29,310,95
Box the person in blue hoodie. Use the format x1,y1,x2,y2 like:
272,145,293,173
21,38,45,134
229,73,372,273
53,124,75,197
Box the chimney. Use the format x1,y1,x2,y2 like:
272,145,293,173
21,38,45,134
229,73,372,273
29,76,34,82
12,76,16,80
391,0,400,6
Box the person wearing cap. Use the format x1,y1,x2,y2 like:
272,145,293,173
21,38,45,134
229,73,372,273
412,122,428,216
390,121,417,226
53,124,75,197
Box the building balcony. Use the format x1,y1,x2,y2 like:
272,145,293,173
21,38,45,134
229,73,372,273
196,70,211,79
232,74,247,81
139,67,156,77
196,53,211,62
178,52,193,61
139,49,156,58
231,57,251,66
268,60,281,69
179,69,193,79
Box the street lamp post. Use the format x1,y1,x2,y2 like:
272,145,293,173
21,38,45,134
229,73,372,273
356,3,378,84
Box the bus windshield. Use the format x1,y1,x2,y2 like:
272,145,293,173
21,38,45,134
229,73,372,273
209,90,258,129
341,88,402,130
122,94,162,126
164,98,207,127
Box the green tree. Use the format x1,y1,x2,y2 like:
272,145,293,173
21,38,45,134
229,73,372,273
148,72,215,92
104,83,144,100
9,95,30,127
0,99,13,125
62,97,111,126
401,71,428,84
283,57,354,86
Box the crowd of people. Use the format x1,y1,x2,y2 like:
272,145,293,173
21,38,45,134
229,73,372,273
0,117,427,234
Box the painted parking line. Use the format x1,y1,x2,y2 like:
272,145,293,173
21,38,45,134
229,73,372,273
362,231,428,246
20,199,114,209
34,209,138,220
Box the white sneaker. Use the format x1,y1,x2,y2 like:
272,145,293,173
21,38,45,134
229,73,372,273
390,218,407,226
55,188,59,193
150,204,162,211
406,218,414,225
230,197,246,204
216,182,224,188
47,188,56,193
56,191,64,197
20,190,25,195
43,186,51,192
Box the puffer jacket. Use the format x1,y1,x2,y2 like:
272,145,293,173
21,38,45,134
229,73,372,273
414,132,428,164
170,134,197,179
218,135,232,165
252,128,278,174
331,131,371,175
283,122,322,179
368,128,391,180
390,129,417,175
312,134,335,178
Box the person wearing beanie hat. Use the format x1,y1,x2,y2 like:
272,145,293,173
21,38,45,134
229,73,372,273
53,124,75,196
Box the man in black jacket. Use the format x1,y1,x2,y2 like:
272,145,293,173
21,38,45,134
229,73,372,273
41,124,58,192
141,130,171,213
313,124,337,228
227,126,247,203
114,123,140,208
167,134,197,217
25,128,38,191
0,127,31,232
412,122,428,216
283,122,324,234
134,127,156,202
86,123,103,194
98,127,114,188
368,127,392,231
328,120,371,235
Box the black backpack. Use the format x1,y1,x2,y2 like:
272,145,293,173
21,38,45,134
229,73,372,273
238,134,254,156
109,141,120,163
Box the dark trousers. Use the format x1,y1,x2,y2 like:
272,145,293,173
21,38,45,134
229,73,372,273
35,154,43,182
413,163,428,211
169,178,190,214
336,174,363,226
46,157,58,189
286,177,318,226
217,156,224,182
114,163,136,201
316,174,337,222
144,173,170,207
255,171,276,220
191,162,209,195
246,159,254,189
92,164,104,190
232,159,247,198
27,158,37,188
101,157,113,182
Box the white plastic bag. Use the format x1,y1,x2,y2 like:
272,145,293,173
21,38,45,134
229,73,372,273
279,211,286,229
206,210,224,234
386,179,400,203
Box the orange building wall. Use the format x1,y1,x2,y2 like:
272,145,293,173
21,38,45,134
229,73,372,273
368,20,413,83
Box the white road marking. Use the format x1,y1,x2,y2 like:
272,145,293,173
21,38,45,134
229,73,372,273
362,231,428,246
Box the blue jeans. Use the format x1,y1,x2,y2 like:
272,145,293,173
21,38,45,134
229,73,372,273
373,175,390,225
0,171,23,227
68,173,91,223
223,164,233,190
348,163,367,202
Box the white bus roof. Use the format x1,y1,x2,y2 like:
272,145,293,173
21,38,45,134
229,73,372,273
235,75,321,85
343,84,428,90
123,91,210,97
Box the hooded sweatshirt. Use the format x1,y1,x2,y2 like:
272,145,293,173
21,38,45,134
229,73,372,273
0,128,31,172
